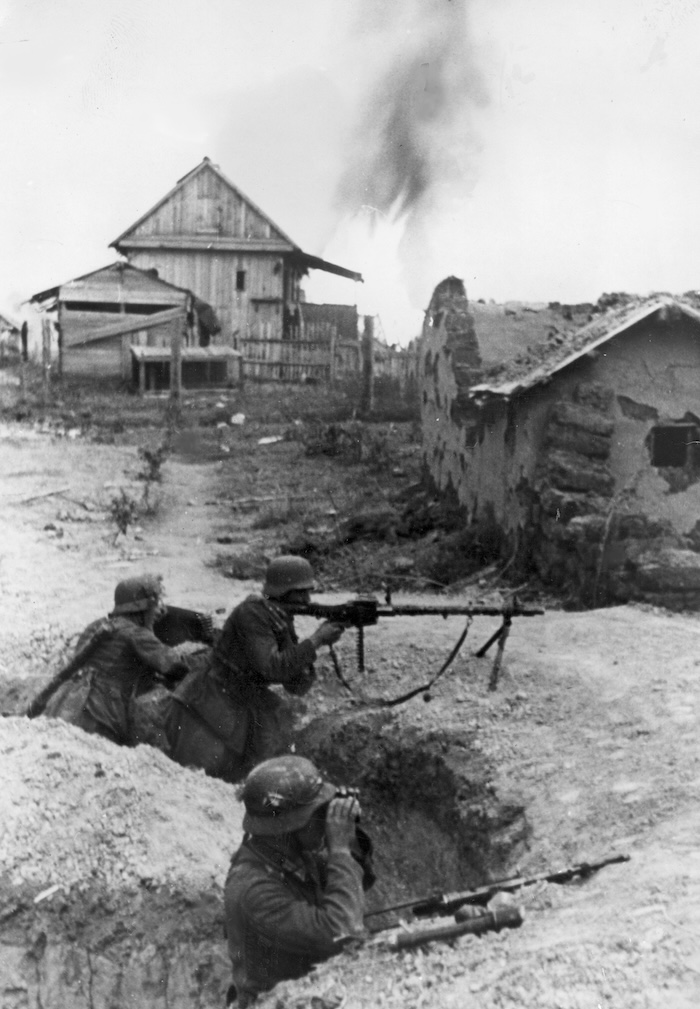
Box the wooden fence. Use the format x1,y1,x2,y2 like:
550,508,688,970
240,327,418,389
240,333,360,383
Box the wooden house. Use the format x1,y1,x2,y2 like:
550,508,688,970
30,261,238,389
110,158,363,358
420,280,700,605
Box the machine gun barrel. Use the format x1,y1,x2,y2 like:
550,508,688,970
377,603,544,619
288,599,544,626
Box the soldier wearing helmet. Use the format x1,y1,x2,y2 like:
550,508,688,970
167,556,344,780
223,755,374,1006
43,574,188,744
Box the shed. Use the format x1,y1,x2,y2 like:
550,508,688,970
30,262,220,382
420,281,700,606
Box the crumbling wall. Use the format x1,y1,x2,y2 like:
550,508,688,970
420,281,552,549
531,383,617,601
420,277,483,507
421,287,700,605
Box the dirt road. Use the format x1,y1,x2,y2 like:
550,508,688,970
2,416,700,1007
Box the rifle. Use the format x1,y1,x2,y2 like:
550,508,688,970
287,594,544,695
365,853,630,926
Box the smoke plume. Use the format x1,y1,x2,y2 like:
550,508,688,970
338,0,488,220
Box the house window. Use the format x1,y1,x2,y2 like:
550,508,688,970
650,424,698,467
236,270,247,292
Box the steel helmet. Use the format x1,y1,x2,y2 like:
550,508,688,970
242,755,335,836
111,574,163,615
263,555,315,599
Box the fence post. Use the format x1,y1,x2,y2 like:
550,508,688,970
41,318,51,406
329,325,337,387
170,317,183,403
360,315,375,415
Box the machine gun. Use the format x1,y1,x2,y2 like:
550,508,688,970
287,594,544,695
365,853,630,929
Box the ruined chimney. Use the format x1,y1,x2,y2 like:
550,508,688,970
426,276,482,386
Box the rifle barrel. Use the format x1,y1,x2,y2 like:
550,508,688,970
365,854,629,922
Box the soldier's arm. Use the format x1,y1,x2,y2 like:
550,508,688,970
128,626,189,680
242,851,365,959
236,604,317,686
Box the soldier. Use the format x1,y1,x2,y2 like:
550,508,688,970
167,556,344,780
224,755,374,1006
44,574,188,744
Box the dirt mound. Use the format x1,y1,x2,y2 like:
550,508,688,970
0,716,242,1007
1,716,243,894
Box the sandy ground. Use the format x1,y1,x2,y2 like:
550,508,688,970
2,419,700,1007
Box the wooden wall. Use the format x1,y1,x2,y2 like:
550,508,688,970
63,339,127,378
59,307,174,348
63,317,183,379
127,249,286,345
127,166,285,242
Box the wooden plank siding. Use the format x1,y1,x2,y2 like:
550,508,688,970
63,314,185,380
240,336,360,383
125,165,290,245
127,248,287,346
63,338,128,379
59,306,184,348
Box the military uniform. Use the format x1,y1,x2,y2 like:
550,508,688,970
224,837,365,1005
223,755,373,1007
169,594,316,772
46,615,185,744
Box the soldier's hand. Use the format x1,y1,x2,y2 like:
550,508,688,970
310,621,345,649
325,796,361,852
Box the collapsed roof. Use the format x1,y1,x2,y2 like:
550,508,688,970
470,295,700,400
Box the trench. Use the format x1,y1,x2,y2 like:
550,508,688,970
1,708,530,1008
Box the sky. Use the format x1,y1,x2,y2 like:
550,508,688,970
2,0,700,345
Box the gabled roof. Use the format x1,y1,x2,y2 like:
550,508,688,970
110,158,363,282
470,296,700,400
110,157,296,250
30,261,194,306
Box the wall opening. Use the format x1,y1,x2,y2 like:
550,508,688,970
650,424,698,467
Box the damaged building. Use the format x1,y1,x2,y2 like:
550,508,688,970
421,278,700,607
